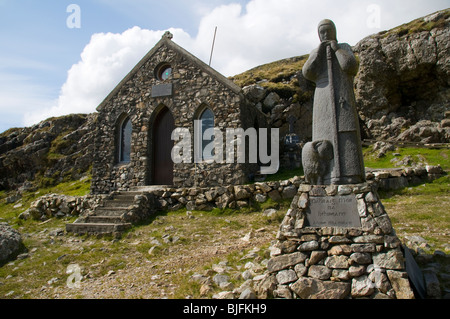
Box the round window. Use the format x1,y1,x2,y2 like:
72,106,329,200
157,64,172,81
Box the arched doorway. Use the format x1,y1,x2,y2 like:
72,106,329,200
152,106,175,185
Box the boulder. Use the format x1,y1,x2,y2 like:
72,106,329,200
290,277,351,299
0,223,23,263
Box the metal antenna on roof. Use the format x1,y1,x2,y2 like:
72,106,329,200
209,26,218,67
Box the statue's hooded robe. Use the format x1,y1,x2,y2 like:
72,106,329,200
302,19,365,184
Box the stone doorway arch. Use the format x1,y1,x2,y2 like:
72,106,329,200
151,106,175,185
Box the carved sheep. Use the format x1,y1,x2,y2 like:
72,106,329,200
302,140,334,185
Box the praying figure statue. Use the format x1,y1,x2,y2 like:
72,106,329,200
302,19,365,185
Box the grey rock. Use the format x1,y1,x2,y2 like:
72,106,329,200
424,270,441,298
325,255,350,269
291,277,350,299
351,275,375,297
348,265,366,277
263,92,281,110
281,185,297,199
213,274,230,286
254,275,278,299
0,223,23,263
373,249,405,270
309,251,327,265
255,193,267,203
242,84,267,103
239,287,257,299
298,240,319,252
386,270,415,299
267,252,307,273
308,265,332,280
369,270,392,294
263,208,277,218
350,252,372,265
276,269,298,284
212,291,235,299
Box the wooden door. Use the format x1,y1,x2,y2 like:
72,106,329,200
153,107,174,185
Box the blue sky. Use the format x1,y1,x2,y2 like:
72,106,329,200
0,0,448,133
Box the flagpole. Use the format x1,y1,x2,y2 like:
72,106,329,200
209,26,218,67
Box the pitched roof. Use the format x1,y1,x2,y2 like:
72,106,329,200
96,32,242,112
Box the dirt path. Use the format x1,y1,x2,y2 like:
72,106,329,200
33,211,281,299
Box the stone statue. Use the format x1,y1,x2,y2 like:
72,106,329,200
302,140,333,185
302,19,365,185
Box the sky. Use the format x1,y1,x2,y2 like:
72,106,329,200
0,0,448,133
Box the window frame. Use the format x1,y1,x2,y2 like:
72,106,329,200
194,106,215,162
118,116,132,164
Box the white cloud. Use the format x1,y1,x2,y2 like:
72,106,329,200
23,26,192,126
21,0,450,127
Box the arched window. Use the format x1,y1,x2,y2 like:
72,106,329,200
195,107,215,161
119,117,132,163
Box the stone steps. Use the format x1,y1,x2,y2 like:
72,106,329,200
66,222,131,235
102,200,134,208
66,191,138,235
94,207,129,216
85,216,124,223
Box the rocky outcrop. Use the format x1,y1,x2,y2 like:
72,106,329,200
238,9,450,144
0,113,96,191
0,223,23,264
354,9,450,142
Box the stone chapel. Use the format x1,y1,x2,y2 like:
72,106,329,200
90,32,268,194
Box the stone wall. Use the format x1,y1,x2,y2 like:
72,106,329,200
259,183,415,299
19,165,444,223
136,165,445,212
19,194,106,221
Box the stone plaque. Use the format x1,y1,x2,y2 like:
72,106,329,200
305,195,361,228
151,83,173,97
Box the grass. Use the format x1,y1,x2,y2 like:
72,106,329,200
384,8,450,38
0,196,289,298
263,167,304,182
0,175,91,226
229,55,312,101
380,175,450,253
1,146,449,298
363,145,450,170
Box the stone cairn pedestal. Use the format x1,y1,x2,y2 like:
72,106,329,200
264,182,416,299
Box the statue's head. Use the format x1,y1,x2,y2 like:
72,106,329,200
318,19,337,42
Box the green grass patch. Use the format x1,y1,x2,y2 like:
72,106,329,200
229,55,312,102
363,145,450,170
263,167,303,182
0,175,91,227
386,9,450,38
230,55,308,87
380,175,450,253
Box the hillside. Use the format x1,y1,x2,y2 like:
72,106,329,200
0,9,449,192
231,8,450,143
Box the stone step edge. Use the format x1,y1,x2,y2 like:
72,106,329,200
66,222,131,234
